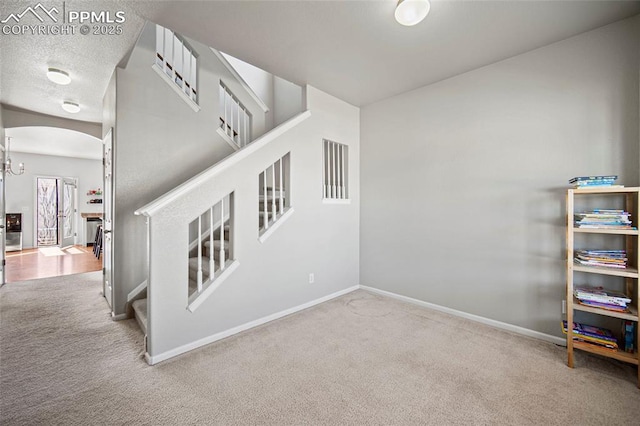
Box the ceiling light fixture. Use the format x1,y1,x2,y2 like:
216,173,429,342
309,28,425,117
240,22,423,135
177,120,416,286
46,67,71,85
395,0,431,26
61,101,81,113
4,137,25,176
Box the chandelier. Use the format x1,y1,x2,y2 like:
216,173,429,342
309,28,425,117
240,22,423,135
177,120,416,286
4,137,25,176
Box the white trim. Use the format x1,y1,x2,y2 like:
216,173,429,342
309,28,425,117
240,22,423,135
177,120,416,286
146,285,359,365
187,260,240,312
211,49,270,113
111,312,128,321
135,110,311,217
127,279,148,303
151,64,201,113
258,207,294,243
322,199,351,205
359,285,566,346
216,127,240,151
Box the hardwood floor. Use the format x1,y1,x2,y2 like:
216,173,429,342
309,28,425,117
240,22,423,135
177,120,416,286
5,245,102,283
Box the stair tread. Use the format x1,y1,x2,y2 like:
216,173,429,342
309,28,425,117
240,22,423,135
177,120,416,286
132,298,147,334
189,257,212,274
202,239,229,249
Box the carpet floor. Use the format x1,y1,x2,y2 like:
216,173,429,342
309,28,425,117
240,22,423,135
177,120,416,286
1,272,639,425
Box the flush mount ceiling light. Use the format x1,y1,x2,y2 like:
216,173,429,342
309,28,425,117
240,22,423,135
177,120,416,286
61,101,81,113
395,0,431,26
46,67,71,85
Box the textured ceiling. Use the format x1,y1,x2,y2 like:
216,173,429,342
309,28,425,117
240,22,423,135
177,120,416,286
1,0,639,129
0,0,145,123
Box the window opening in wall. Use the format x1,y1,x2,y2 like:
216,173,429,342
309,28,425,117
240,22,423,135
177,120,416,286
258,153,291,235
219,81,252,148
322,139,348,200
155,24,198,104
187,193,234,300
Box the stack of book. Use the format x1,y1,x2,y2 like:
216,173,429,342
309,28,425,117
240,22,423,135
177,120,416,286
574,209,634,229
574,286,631,313
562,320,619,351
574,250,627,269
569,175,620,188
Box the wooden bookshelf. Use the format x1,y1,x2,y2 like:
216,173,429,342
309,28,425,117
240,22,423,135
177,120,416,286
566,187,640,388
574,228,639,236
572,265,639,279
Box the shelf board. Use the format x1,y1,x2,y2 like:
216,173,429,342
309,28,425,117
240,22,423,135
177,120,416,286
570,187,640,194
573,228,639,235
572,298,638,321
572,264,639,278
572,341,638,365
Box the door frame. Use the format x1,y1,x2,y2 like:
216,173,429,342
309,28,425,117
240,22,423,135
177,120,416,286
102,128,114,309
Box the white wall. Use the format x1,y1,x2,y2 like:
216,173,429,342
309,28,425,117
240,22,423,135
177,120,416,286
4,152,102,248
144,86,360,359
274,76,304,127
110,23,272,315
360,16,640,338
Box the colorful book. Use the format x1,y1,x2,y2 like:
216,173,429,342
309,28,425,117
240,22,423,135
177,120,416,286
574,286,631,306
569,175,618,183
577,300,629,313
562,320,618,343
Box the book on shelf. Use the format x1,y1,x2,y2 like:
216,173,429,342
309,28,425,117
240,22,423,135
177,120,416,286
574,286,631,306
574,210,634,229
568,175,623,189
576,300,630,313
562,321,619,350
622,321,636,353
574,250,628,269
569,175,618,183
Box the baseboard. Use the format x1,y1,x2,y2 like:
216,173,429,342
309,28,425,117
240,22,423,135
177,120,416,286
359,285,566,347
146,285,360,365
111,312,128,321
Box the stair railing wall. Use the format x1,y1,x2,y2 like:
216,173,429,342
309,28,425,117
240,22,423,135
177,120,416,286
134,110,312,362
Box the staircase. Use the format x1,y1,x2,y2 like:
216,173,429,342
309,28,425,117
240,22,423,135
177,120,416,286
132,222,230,332
132,299,147,334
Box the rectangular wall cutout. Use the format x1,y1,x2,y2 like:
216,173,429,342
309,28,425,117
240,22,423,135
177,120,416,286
323,139,348,200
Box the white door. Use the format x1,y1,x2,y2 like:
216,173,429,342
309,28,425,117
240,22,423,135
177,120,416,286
59,177,76,248
103,129,113,308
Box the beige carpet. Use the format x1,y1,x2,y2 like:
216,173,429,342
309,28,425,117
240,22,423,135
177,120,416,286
1,273,639,425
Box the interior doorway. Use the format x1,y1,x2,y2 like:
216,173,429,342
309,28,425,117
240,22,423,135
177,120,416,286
2,127,104,284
